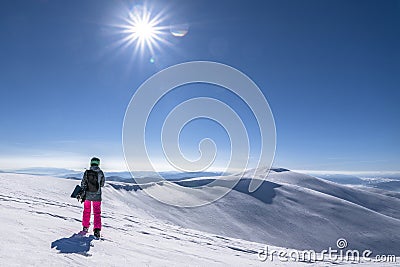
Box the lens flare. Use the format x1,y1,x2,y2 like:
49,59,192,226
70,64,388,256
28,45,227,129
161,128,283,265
170,23,189,37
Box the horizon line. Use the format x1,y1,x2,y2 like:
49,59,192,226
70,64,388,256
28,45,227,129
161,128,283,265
1,166,400,176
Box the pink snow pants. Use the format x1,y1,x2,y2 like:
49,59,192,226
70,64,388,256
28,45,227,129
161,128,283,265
82,200,102,229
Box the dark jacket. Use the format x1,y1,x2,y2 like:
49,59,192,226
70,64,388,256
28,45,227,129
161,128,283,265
81,166,105,201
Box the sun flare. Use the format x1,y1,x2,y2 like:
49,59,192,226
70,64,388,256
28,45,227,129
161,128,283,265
134,21,155,40
116,5,168,55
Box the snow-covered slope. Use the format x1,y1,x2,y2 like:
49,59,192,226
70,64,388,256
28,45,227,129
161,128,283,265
104,168,400,256
1,170,399,266
0,173,268,266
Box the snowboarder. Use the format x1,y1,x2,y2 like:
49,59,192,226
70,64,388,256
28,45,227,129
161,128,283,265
77,157,105,238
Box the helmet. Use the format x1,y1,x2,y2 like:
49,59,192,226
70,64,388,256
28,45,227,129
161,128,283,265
90,157,100,166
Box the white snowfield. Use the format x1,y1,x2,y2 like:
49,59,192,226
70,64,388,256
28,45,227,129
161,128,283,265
0,169,399,266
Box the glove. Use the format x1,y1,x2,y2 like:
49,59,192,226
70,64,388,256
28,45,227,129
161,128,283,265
77,192,85,203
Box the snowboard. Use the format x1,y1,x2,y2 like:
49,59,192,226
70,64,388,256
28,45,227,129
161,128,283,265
70,185,83,198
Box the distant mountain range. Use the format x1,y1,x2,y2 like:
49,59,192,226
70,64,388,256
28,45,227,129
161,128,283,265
300,172,400,192
4,167,400,193
3,167,224,183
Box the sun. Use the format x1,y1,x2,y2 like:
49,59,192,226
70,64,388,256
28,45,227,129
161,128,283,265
116,5,168,55
134,21,155,40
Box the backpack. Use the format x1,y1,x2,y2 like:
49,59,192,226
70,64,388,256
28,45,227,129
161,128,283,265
85,170,99,192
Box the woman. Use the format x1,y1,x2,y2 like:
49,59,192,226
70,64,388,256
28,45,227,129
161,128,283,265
78,157,105,238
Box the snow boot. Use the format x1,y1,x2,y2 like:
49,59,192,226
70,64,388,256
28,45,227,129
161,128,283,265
79,226,89,235
94,228,101,238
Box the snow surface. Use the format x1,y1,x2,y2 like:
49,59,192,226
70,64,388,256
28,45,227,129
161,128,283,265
109,168,400,255
0,170,399,266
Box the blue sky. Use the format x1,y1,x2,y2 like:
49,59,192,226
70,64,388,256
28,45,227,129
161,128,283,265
0,0,399,171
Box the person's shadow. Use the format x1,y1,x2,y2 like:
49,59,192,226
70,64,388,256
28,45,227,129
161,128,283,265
51,234,95,256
